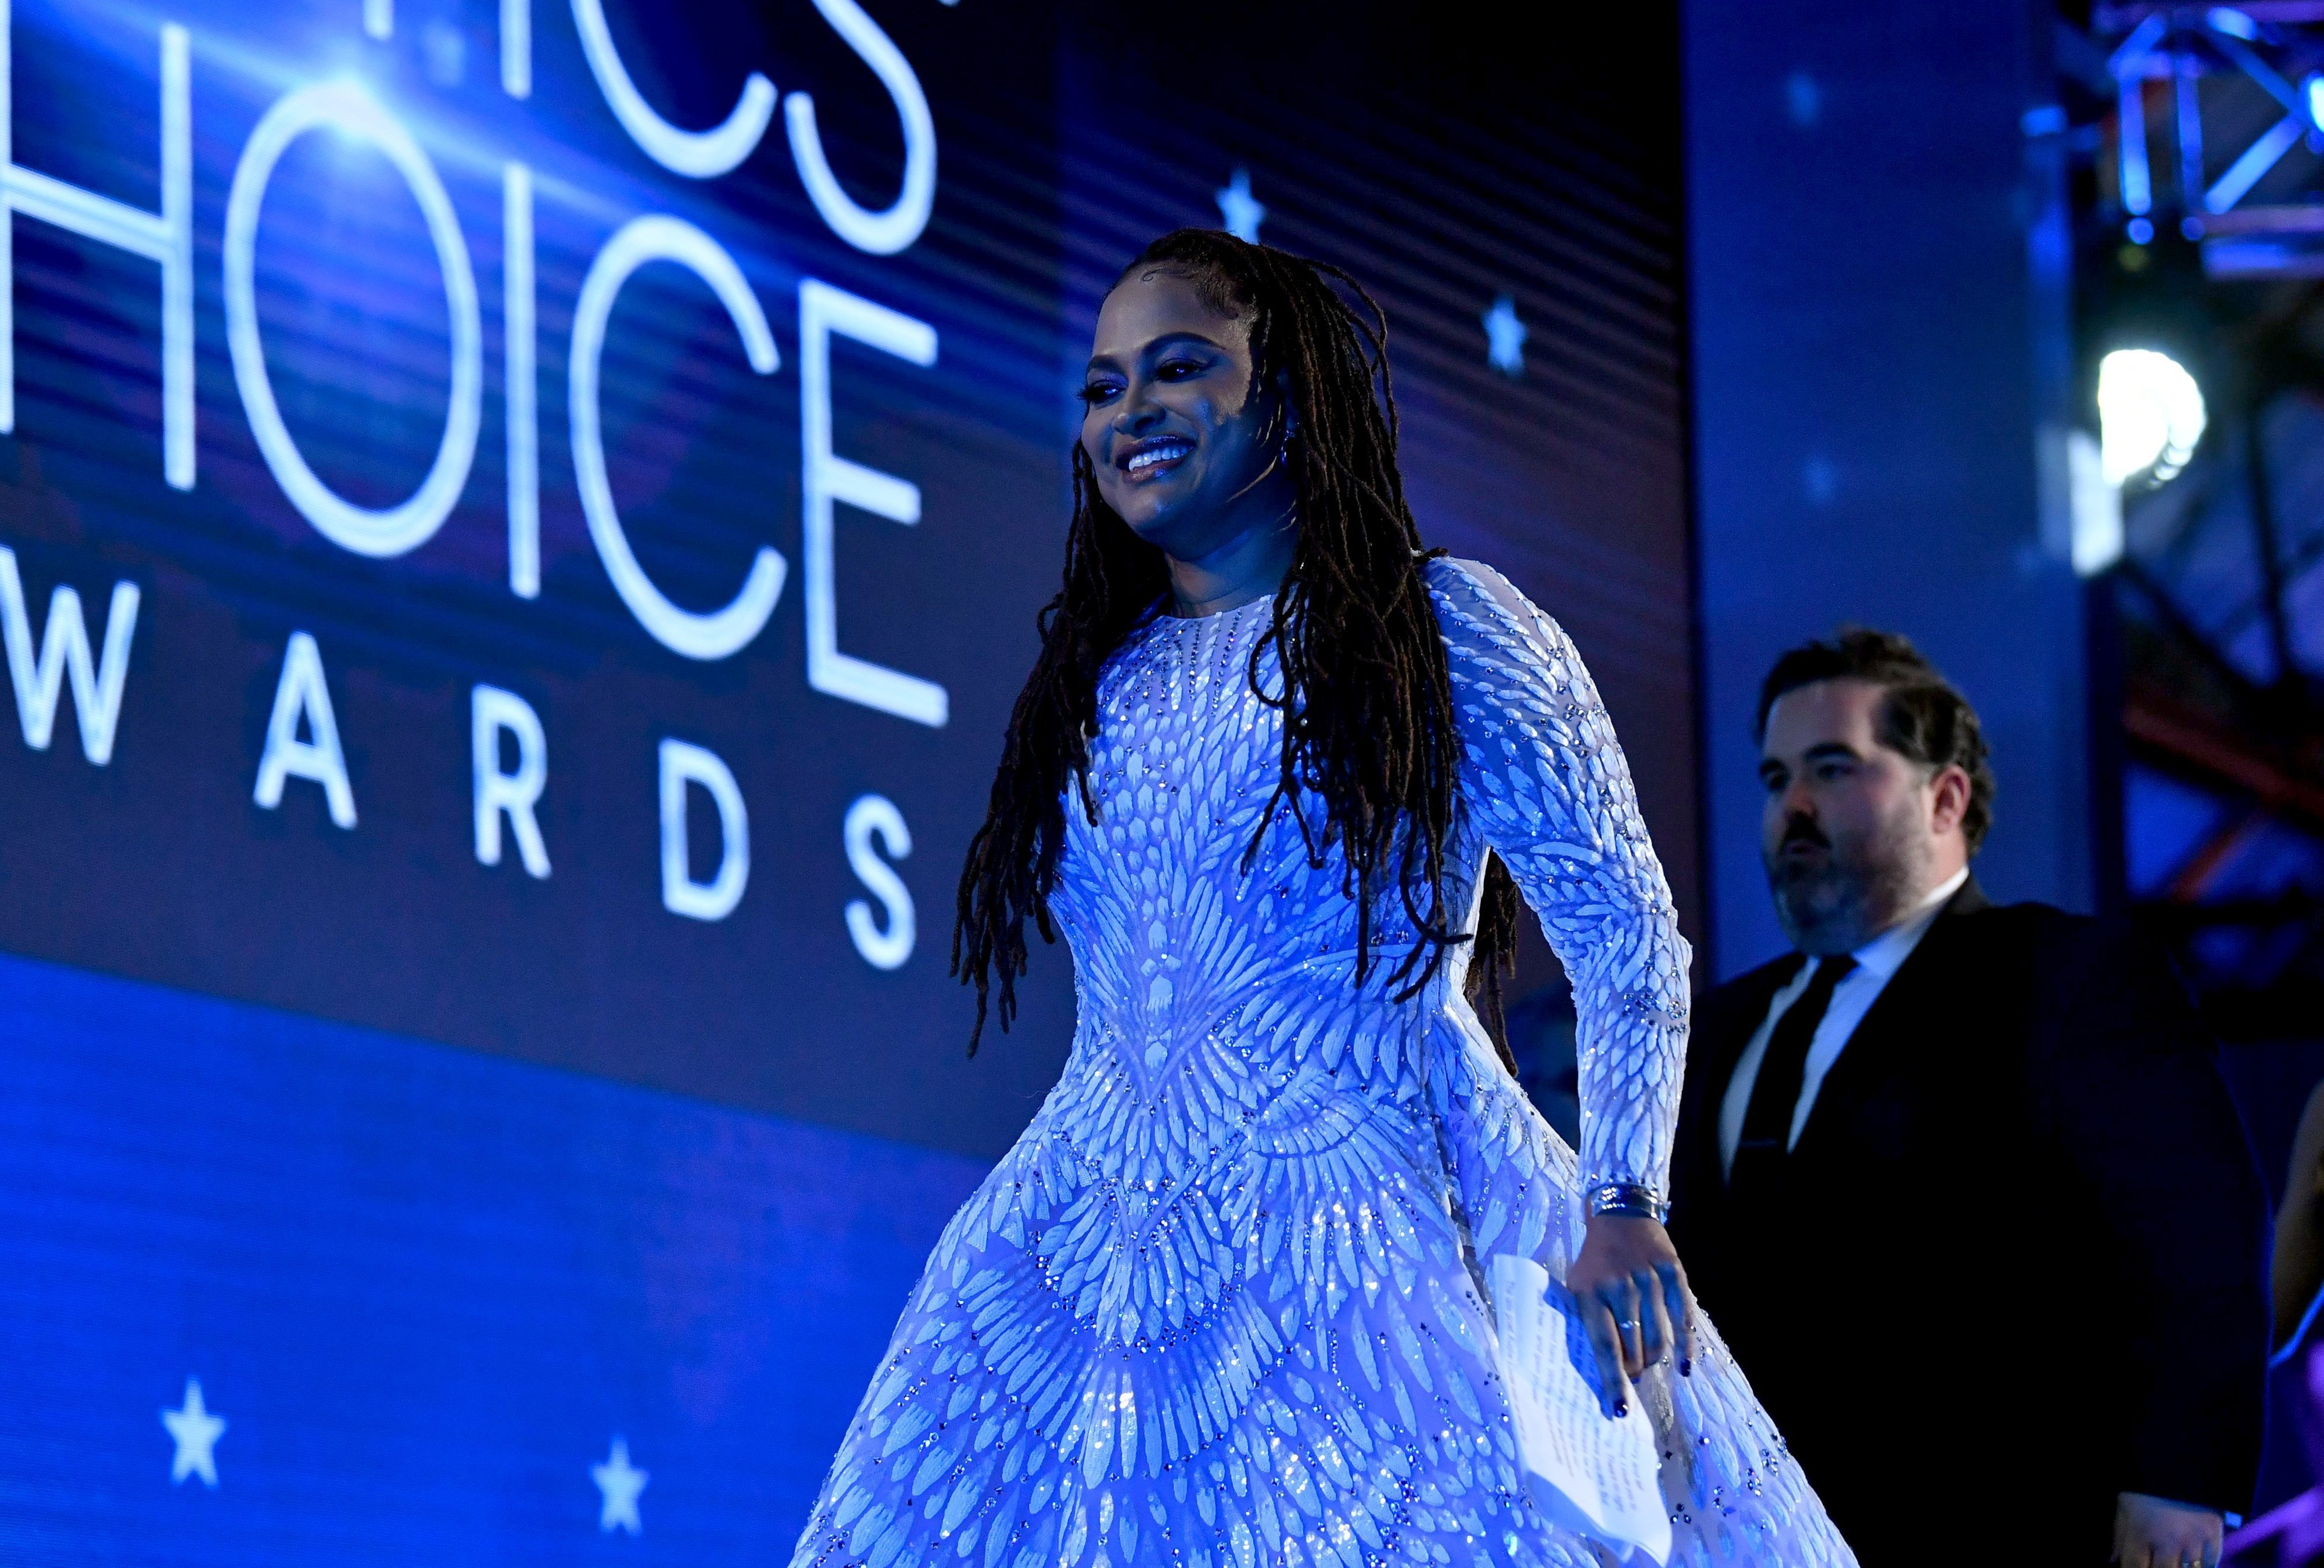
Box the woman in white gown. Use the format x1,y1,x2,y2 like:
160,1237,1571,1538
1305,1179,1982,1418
787,230,1855,1568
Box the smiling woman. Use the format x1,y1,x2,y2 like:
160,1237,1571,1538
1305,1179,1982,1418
784,229,1860,1568
1074,261,1299,615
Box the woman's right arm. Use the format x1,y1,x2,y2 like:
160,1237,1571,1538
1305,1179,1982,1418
1429,557,1695,1410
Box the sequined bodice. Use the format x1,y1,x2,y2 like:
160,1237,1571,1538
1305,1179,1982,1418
787,559,1854,1568
1041,589,1480,1199
1043,558,1687,1202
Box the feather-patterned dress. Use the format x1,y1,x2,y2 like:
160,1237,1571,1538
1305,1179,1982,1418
787,558,1855,1568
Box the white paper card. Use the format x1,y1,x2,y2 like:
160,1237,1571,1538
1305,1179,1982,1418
1488,1254,1672,1567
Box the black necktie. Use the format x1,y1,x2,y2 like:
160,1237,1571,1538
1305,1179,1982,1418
1728,955,1857,1193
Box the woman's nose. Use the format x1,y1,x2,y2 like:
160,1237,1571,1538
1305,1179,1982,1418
1112,385,1164,433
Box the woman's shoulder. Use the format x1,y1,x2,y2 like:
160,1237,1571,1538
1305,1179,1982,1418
1423,554,1568,653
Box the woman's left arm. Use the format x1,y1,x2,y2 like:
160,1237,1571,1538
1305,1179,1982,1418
1430,558,1695,1416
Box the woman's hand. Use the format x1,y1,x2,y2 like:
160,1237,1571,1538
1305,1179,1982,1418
1566,1213,1694,1418
2112,1491,2222,1568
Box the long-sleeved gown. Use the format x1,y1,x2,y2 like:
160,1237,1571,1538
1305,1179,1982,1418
788,558,1855,1568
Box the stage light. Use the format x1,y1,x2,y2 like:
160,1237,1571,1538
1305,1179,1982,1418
2069,429,2125,576
2098,347,2207,487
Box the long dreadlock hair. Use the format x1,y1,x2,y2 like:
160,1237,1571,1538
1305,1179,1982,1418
951,228,1523,1070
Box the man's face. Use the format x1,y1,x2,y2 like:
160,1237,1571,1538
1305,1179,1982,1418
1758,678,1949,954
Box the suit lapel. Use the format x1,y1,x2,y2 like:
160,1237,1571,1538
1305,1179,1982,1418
1790,879,1990,1156
1697,957,1802,1101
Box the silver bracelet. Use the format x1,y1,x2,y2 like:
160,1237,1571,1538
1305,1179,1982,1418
1586,1181,1669,1223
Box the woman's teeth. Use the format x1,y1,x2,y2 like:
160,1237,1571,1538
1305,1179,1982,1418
1127,442,1190,472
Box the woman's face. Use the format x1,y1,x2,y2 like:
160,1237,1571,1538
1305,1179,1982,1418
1079,269,1285,558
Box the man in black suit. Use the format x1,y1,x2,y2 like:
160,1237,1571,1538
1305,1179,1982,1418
1668,630,2268,1567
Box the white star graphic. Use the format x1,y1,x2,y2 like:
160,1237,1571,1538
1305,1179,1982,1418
592,1436,649,1535
1215,168,1266,243
160,1378,227,1488
1483,295,1527,376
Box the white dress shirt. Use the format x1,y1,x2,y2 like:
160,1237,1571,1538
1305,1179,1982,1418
1717,866,1970,1177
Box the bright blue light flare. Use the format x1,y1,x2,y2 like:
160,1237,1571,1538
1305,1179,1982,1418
1483,295,1527,376
2128,216,2154,243
1214,167,1265,242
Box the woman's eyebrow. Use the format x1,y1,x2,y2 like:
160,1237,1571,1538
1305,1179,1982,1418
1136,331,1225,356
1085,331,1225,377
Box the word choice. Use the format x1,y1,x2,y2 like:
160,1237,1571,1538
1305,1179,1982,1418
1,0,948,725
0,546,917,972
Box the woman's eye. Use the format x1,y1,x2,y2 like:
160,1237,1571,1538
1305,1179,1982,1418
1077,382,1118,406
1157,359,1200,381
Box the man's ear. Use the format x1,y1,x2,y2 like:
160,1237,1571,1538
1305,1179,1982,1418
1928,763,1972,837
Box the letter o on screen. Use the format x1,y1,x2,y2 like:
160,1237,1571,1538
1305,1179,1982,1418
224,81,482,558
571,216,786,661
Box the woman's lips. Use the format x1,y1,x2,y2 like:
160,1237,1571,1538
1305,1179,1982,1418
1120,437,1192,481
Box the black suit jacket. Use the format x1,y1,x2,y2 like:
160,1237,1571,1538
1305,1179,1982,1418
1669,881,2269,1565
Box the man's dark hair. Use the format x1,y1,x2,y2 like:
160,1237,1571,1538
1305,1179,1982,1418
1755,629,1996,854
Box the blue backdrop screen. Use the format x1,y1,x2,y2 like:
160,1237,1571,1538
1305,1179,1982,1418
0,0,1686,1556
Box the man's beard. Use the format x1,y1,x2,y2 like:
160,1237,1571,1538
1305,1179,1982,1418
1764,805,1931,956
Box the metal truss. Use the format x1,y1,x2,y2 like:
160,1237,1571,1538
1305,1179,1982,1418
2083,3,2324,278
2053,6,2324,1036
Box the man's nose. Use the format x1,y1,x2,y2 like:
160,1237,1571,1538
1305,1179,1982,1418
1780,776,1817,821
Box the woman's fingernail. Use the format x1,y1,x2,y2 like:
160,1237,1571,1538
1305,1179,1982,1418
1615,1400,1629,1418
1679,1358,1692,1376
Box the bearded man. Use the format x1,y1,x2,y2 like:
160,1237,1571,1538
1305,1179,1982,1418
1666,630,2268,1568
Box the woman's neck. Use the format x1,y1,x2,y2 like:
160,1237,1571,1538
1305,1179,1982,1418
1163,496,1297,618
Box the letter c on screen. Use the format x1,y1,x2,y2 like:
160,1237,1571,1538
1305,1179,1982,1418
224,81,482,559
571,216,785,661
571,0,775,178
